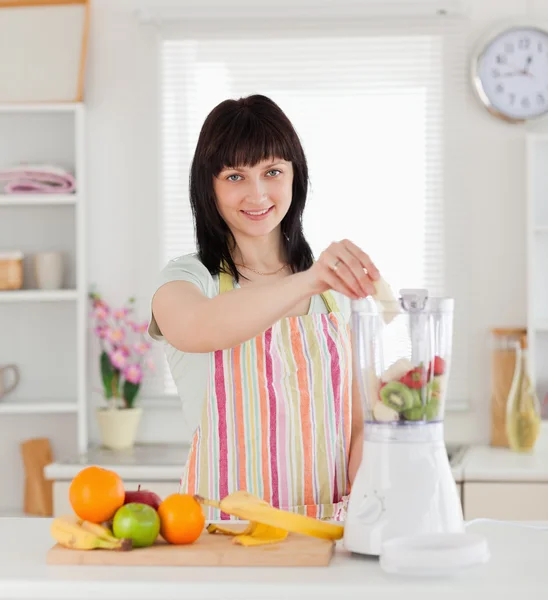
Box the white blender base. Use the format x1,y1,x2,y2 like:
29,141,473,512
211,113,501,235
344,435,464,557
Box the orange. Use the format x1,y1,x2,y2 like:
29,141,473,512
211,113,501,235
158,493,205,544
69,466,125,523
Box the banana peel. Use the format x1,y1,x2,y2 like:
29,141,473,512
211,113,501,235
196,491,344,544
206,521,288,546
234,522,288,547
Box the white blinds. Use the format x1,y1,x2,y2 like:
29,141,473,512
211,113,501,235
157,17,470,407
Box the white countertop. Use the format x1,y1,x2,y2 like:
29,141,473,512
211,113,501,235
462,445,548,482
461,428,548,482
0,517,546,599
44,443,191,481
44,442,467,481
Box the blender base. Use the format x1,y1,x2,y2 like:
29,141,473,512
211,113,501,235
343,433,464,557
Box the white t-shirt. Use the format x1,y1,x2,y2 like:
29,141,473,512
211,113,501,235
148,253,352,437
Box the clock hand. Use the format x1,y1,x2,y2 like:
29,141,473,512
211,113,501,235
521,55,534,76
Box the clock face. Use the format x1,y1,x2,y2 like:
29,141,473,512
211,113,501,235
475,26,548,121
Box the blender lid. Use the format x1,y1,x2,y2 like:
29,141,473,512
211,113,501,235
379,532,490,577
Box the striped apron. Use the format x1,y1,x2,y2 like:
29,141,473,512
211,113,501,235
179,270,352,521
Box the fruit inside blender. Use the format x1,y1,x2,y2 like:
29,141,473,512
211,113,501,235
367,354,448,423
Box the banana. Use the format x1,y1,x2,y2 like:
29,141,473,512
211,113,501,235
61,514,119,543
372,277,400,324
50,516,132,551
196,491,344,541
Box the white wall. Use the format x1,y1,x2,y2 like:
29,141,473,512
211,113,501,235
2,0,548,513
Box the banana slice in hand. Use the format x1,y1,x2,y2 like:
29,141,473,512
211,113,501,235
372,277,400,324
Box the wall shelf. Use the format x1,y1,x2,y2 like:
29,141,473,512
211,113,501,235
0,402,78,415
0,103,88,452
0,290,78,302
0,102,83,114
0,194,77,206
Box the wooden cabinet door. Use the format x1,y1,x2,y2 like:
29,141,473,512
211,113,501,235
463,482,548,520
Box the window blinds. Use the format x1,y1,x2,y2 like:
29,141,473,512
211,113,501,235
156,17,470,408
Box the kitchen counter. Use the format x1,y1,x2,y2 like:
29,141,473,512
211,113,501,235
0,517,546,599
461,429,548,482
44,441,467,481
44,443,192,481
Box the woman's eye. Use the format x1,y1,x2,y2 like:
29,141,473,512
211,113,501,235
227,174,242,181
266,169,281,177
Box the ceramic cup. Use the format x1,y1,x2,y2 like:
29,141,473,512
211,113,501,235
34,252,64,290
0,364,20,399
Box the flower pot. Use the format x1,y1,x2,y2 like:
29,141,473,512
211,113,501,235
96,407,143,450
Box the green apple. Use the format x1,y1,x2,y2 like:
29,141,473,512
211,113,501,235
112,502,160,548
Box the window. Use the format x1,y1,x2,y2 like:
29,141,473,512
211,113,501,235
156,17,469,407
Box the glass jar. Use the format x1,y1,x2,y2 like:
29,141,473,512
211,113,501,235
506,335,542,453
490,328,527,447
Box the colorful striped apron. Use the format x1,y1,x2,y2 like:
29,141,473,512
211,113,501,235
179,270,353,521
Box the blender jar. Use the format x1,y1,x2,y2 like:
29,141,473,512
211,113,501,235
351,288,453,425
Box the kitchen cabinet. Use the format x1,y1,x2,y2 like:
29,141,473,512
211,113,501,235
52,479,180,517
463,482,548,521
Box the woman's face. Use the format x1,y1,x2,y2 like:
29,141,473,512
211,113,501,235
213,158,293,240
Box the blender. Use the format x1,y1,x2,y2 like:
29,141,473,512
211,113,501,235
343,287,465,557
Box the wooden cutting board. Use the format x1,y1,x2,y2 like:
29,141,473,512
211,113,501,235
46,527,335,567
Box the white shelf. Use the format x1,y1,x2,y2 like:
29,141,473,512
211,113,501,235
0,102,83,114
0,402,78,415
0,289,78,302
527,134,548,419
0,194,77,206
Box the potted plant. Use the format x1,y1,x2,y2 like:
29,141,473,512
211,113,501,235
89,290,155,450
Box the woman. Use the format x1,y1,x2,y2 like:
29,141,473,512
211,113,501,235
149,94,380,520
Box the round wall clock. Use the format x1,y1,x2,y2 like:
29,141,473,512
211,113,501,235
471,23,548,123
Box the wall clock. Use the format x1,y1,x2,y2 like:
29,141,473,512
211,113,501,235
471,23,548,124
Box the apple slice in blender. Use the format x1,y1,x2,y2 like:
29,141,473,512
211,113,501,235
379,381,415,412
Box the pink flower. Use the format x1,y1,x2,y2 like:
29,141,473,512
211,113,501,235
109,349,127,370
129,320,149,334
93,305,109,321
95,325,108,339
133,341,151,355
119,344,131,357
145,356,155,371
124,363,143,385
107,327,125,344
113,308,129,320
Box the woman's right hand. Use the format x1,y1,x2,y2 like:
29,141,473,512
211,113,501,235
302,239,381,300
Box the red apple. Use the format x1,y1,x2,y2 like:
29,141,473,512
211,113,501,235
124,485,162,511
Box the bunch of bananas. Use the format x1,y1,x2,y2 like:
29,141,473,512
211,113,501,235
196,491,344,547
50,515,132,551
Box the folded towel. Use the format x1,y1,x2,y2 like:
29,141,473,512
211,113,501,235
0,164,76,194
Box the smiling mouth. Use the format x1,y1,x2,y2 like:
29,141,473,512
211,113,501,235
241,206,274,217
